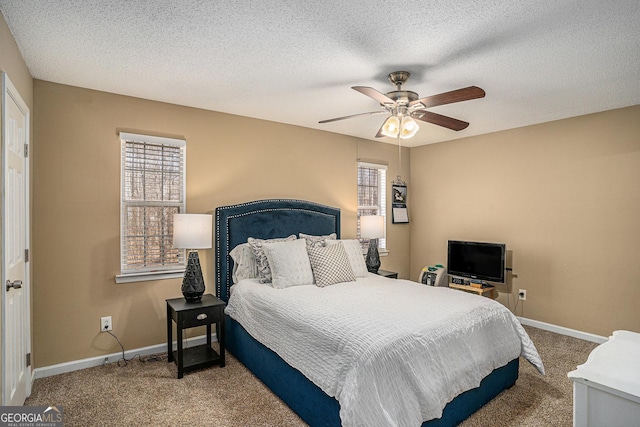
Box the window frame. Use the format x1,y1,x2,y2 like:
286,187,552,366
115,132,187,283
357,161,387,251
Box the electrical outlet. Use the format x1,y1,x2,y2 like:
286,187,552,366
101,316,112,332
518,289,527,301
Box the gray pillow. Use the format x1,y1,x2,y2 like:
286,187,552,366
247,235,296,283
262,239,314,289
307,241,356,287
229,243,258,283
299,232,337,249
326,239,368,278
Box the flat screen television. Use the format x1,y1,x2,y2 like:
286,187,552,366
447,240,506,283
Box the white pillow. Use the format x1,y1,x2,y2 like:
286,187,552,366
229,243,258,283
327,239,368,278
262,239,314,289
247,235,297,283
299,232,337,249
307,242,355,287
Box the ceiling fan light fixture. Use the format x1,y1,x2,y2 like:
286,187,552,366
320,72,484,137
400,116,419,139
380,116,400,138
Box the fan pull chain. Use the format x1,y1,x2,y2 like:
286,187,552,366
397,132,401,169
393,133,405,186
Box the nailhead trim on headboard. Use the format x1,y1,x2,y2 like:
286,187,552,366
215,199,341,302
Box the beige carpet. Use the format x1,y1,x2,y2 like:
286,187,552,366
25,326,597,426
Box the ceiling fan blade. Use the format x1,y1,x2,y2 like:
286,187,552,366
319,110,387,124
412,110,470,131
352,86,397,106
409,86,485,108
374,121,386,138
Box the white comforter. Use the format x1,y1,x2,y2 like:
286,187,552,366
225,274,544,427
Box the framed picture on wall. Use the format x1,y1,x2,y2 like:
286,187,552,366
391,184,409,223
392,184,407,204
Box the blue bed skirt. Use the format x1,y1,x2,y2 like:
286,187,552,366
226,316,519,427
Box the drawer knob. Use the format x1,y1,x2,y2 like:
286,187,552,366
196,313,208,320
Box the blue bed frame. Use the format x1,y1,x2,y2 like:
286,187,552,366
215,199,518,427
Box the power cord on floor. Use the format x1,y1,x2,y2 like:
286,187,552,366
105,330,140,367
104,330,168,366
140,353,167,363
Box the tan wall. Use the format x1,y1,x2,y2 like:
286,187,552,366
0,12,34,401
32,80,410,368
409,106,640,337
0,14,33,104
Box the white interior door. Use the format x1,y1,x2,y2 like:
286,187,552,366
2,72,31,405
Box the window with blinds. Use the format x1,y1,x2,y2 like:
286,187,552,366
119,133,186,276
357,161,386,249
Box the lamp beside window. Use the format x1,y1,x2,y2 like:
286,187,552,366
173,213,212,302
360,215,385,274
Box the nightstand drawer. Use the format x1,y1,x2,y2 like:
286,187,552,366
179,305,224,328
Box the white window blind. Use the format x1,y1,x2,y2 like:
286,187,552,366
119,133,186,277
357,161,387,250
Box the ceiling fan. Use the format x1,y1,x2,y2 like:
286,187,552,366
319,71,485,139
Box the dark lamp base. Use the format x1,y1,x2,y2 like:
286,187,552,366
182,292,204,303
182,251,205,303
365,238,381,274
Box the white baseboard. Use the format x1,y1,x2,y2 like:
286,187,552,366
34,318,606,380
518,317,607,344
33,333,217,380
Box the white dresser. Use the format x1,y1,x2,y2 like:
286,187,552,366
568,330,640,427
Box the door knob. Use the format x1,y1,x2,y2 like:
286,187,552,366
6,279,22,291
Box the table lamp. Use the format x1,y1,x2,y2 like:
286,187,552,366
173,213,212,302
360,215,384,273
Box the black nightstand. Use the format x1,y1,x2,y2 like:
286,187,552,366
376,269,398,279
166,294,226,379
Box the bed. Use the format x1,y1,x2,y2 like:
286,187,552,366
215,199,543,427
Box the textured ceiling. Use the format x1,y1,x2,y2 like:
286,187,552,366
1,0,639,147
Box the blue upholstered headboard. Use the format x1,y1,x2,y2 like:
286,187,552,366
215,199,341,302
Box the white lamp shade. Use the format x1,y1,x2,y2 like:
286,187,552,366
173,214,212,249
400,116,419,139
380,116,400,138
360,215,385,239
